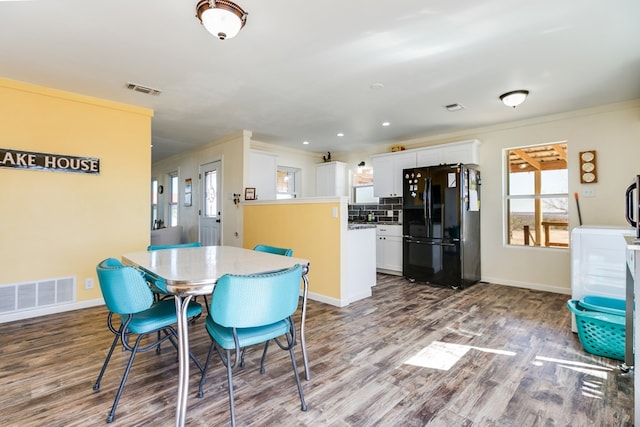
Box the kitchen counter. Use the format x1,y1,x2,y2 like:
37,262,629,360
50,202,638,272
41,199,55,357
348,223,377,230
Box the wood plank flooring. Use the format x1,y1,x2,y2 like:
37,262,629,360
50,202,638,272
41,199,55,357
0,274,633,426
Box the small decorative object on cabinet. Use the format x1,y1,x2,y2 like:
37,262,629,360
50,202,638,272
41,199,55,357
579,150,597,184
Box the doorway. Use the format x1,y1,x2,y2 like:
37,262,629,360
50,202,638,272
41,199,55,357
199,161,221,246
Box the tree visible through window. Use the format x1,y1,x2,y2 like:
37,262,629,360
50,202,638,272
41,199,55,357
506,143,568,247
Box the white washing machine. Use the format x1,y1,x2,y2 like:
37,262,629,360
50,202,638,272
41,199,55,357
570,226,634,331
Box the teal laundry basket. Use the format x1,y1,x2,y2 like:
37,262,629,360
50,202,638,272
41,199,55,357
567,299,625,361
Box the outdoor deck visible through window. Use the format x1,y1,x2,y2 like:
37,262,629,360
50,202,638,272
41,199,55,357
506,143,568,247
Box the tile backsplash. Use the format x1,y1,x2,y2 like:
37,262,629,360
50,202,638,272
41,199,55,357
348,196,402,223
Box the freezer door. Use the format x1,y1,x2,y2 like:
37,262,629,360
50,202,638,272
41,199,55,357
428,165,462,240
403,237,462,286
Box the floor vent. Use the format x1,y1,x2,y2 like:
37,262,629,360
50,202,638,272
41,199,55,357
0,277,76,314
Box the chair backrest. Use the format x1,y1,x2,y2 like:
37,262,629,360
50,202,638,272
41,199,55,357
253,244,293,257
211,264,302,328
96,258,154,315
147,241,202,251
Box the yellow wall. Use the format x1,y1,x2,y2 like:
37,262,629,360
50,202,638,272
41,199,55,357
243,201,342,299
0,78,153,304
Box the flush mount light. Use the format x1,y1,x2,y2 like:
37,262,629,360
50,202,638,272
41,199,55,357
196,0,248,40
500,90,529,108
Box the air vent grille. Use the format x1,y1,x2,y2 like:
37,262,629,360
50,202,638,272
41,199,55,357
126,82,162,96
0,276,75,314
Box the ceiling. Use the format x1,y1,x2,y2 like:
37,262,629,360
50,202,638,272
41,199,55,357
1,1,639,163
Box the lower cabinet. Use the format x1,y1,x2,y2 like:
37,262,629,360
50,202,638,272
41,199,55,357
376,225,403,274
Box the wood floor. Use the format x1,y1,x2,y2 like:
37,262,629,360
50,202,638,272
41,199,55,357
0,274,633,426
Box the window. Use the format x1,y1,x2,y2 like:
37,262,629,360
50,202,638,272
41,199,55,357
505,143,568,247
151,179,158,228
169,172,179,227
277,167,300,199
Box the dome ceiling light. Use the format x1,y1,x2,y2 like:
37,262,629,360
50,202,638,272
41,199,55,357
196,0,248,40
500,90,529,108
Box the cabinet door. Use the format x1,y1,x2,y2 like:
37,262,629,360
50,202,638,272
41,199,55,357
392,152,417,195
376,236,385,268
416,148,443,168
316,162,347,197
371,156,394,197
441,140,479,165
384,236,403,271
248,151,277,200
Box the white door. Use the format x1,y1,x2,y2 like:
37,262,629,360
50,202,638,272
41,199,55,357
199,161,221,246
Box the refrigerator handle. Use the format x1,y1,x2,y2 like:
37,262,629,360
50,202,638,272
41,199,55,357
425,177,432,237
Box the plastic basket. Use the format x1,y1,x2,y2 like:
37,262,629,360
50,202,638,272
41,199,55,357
567,299,625,361
581,295,625,316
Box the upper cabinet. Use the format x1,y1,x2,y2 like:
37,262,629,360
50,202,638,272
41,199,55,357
316,161,347,197
371,139,480,198
415,139,479,167
371,152,416,197
247,150,277,200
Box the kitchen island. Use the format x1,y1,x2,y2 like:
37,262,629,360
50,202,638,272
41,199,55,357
243,197,376,306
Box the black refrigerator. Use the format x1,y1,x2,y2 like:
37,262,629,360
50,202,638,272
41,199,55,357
402,164,481,289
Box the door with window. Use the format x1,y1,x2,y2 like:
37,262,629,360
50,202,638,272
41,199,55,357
199,161,221,246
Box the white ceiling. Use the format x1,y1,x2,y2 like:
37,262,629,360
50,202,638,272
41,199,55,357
1,1,639,162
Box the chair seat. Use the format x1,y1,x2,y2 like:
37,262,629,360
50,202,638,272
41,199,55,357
205,315,290,350
125,299,202,335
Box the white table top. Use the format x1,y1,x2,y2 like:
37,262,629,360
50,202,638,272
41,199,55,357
122,245,309,296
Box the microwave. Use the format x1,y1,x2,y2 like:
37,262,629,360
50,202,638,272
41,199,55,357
625,175,640,238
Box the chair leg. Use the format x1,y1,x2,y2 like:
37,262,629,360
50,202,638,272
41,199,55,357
198,342,216,398
106,335,143,423
287,334,307,412
93,333,120,391
259,340,270,374
225,349,237,427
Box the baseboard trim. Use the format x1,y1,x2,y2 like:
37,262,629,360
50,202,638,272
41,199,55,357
481,276,571,295
0,298,105,324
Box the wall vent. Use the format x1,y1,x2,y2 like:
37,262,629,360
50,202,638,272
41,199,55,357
125,82,162,96
0,277,76,314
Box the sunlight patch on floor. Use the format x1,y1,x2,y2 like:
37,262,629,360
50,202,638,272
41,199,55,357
533,355,612,399
404,341,516,371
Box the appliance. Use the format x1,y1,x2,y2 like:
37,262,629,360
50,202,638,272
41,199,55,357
402,164,481,289
570,226,634,332
196,0,248,40
625,174,640,238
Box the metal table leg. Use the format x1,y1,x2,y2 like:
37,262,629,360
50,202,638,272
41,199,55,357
300,266,311,380
174,295,193,427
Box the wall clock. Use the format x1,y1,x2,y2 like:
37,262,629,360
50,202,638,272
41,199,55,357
579,150,597,184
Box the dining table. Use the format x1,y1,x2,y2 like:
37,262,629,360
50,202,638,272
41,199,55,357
122,245,311,427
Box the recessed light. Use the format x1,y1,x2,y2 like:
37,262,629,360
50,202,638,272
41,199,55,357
302,141,309,145
337,132,344,137
382,122,391,127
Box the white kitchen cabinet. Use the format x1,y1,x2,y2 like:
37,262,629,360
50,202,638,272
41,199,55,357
415,139,480,167
376,224,403,274
248,150,277,200
316,161,347,197
371,151,416,197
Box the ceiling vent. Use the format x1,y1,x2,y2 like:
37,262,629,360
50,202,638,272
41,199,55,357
125,82,161,96
445,103,464,112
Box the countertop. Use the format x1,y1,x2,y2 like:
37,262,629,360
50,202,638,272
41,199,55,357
348,223,377,230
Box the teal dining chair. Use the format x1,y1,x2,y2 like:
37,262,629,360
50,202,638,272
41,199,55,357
253,243,293,257
146,242,210,315
93,258,203,423
197,264,307,426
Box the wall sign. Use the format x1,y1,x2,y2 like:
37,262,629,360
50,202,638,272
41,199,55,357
0,148,100,174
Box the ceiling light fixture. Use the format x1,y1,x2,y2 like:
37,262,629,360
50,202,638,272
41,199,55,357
196,0,248,40
500,90,529,108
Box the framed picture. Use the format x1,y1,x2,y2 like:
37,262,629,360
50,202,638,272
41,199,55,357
244,187,256,200
184,178,192,206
